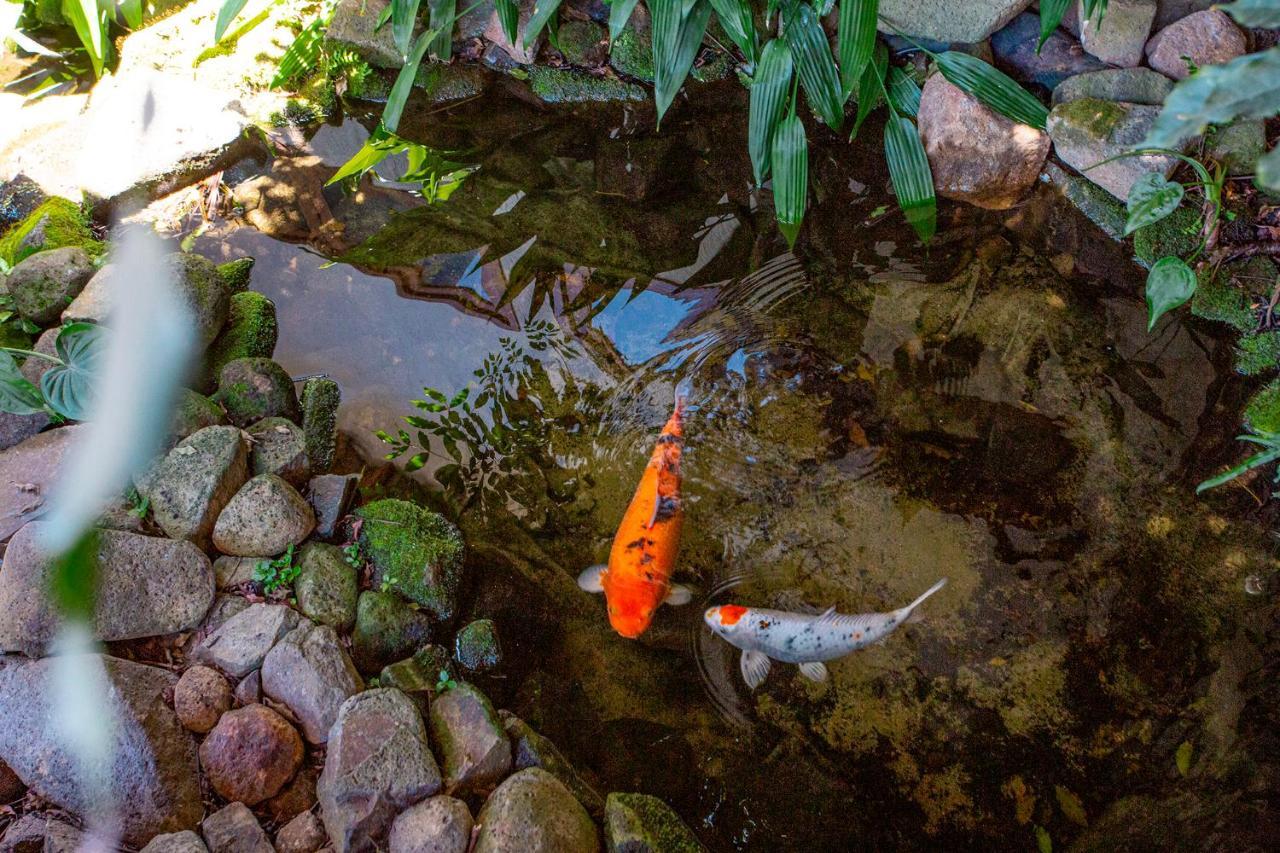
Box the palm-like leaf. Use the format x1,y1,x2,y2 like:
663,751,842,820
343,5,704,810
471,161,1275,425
271,17,327,88
936,51,1049,130
1037,0,1070,50
883,110,936,242
65,0,108,76
837,0,877,97
749,39,794,185
885,65,920,117
392,0,423,58
652,0,713,126
428,0,456,59
784,3,844,130
215,0,250,43
708,0,758,63
772,111,808,248
384,26,437,132
523,0,564,49
849,38,886,140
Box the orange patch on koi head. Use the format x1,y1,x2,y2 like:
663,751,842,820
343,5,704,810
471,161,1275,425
707,604,748,626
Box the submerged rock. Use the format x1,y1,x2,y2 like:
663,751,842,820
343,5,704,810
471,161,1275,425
473,768,599,853
0,423,85,542
1145,9,1246,80
199,703,303,805
261,621,363,744
454,618,502,673
351,590,434,675
300,377,340,474
356,499,465,623
192,602,302,678
917,75,1049,210
0,655,202,845
502,711,603,815
246,416,310,487
0,523,215,656
530,67,645,104
212,473,316,556
137,424,248,549
204,291,278,390
174,665,233,733
5,246,94,325
429,682,512,796
318,688,442,852
1076,0,1156,67
215,357,301,427
388,796,473,853
201,802,273,853
1046,98,1181,199
1051,67,1173,107
604,792,705,852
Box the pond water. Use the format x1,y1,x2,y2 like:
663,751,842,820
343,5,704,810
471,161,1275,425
183,79,1279,849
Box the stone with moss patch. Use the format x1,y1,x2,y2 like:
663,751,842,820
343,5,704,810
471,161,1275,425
555,20,606,67
294,542,358,631
414,64,487,104
1205,119,1265,177
215,357,300,427
454,619,501,673
1190,260,1263,332
604,792,705,852
246,416,310,486
5,246,95,326
204,291,278,390
378,655,435,714
1244,379,1280,434
0,198,100,267
300,377,340,474
609,19,654,83
1233,330,1280,376
1043,163,1125,240
351,589,433,675
355,499,465,622
1133,205,1201,269
1046,99,1180,200
171,389,226,442
215,257,255,294
530,67,645,104
690,49,734,83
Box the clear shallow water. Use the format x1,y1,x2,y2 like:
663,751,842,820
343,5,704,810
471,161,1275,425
183,82,1280,850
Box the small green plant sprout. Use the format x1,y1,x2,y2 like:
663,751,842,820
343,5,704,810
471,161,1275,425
253,544,300,594
1196,429,1280,495
379,572,401,594
434,669,458,693
124,486,149,519
342,540,362,569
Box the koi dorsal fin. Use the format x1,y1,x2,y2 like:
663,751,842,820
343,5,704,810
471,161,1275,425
812,605,839,626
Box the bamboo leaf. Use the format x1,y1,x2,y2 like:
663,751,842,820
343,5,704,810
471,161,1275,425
883,112,936,242
523,0,564,49
119,0,144,29
609,0,642,43
652,0,713,126
886,65,920,117
64,0,108,76
784,3,844,130
214,0,249,43
1219,0,1280,28
849,38,886,140
749,39,794,185
772,111,808,248
837,0,877,97
708,0,758,62
1142,46,1280,149
271,17,327,88
1124,173,1184,235
428,0,456,60
936,51,1048,130
1145,256,1197,330
1037,0,1070,50
385,26,436,132
392,0,422,58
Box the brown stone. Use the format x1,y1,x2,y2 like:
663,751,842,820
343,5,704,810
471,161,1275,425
174,665,233,733
199,704,303,805
1145,9,1246,80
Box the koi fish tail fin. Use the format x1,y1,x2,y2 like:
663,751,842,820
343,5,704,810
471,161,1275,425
672,377,694,421
900,578,948,624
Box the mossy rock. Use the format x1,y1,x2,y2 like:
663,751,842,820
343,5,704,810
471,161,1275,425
5,246,95,326
355,499,465,623
1244,379,1280,434
529,66,646,104
413,63,487,103
1205,119,1265,177
610,19,654,83
378,656,435,714
215,257,255,294
171,389,226,442
1233,330,1280,376
245,416,310,486
170,253,232,350
351,589,434,675
690,50,734,83
294,542,359,631
454,618,502,673
0,198,100,267
1190,259,1265,333
555,20,606,67
1133,206,1201,269
0,318,34,351
203,291,278,390
214,357,300,427
604,792,706,852
300,377,340,474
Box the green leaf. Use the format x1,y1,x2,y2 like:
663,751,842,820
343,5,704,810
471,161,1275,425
1143,46,1280,149
41,322,107,421
392,0,423,58
1175,740,1193,776
64,0,108,77
271,17,327,88
214,0,249,43
883,112,936,242
652,0,713,127
748,39,794,185
1197,444,1280,493
936,51,1048,130
385,26,436,133
523,0,564,49
886,65,921,117
1145,256,1197,330
328,129,401,184
1218,0,1280,27
119,0,144,29
1035,825,1053,853
849,38,887,140
772,110,808,248
1037,0,1070,50
783,3,844,130
0,351,48,416
1124,172,1184,235
708,0,757,62
608,0,642,43
837,0,877,97
428,0,456,60
496,0,522,44
1257,143,1280,193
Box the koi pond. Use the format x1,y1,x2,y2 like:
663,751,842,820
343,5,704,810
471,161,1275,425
179,79,1278,850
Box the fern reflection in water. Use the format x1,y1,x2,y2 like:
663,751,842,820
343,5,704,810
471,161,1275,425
377,318,607,511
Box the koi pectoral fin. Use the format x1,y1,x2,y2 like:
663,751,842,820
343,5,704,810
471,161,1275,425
577,564,607,593
664,583,694,606
740,650,772,690
798,661,829,683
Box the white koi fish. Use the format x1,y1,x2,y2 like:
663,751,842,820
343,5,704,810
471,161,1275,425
703,578,948,690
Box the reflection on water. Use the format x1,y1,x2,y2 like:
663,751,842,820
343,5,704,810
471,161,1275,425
183,83,1280,850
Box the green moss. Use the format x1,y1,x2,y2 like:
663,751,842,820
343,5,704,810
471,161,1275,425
294,542,359,630
609,21,655,83
170,389,226,440
454,618,502,673
1133,206,1201,268
300,376,340,474
203,291,278,390
1233,330,1280,376
956,640,1071,738
0,198,99,266
413,63,486,103
1190,263,1257,332
1054,97,1129,138
1244,378,1280,433
0,317,34,350
215,257,255,294
355,498,465,622
691,50,735,83
529,66,646,104
214,357,299,426
378,655,435,713
555,20,605,67
351,590,433,675
604,792,704,852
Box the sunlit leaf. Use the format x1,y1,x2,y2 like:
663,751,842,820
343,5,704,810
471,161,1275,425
708,0,757,63
328,129,402,184
214,0,249,43
1124,172,1184,235
1218,0,1280,27
119,0,143,29
883,112,936,242
0,351,47,416
496,0,521,44
1145,256,1197,330
837,0,877,97
523,0,564,49
849,38,886,140
886,65,920,117
1257,143,1280,192
64,0,108,76
271,17,326,88
1143,47,1280,149
385,27,436,132
936,51,1048,130
392,0,422,58
652,0,712,126
428,0,456,60
748,39,793,185
1175,740,1193,776
41,322,107,421
1037,0,1070,50
783,3,843,130
772,110,808,248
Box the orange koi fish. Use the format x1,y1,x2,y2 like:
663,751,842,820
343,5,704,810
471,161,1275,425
579,396,693,638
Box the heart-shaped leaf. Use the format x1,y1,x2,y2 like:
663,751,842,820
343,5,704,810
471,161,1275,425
0,351,47,416
1145,256,1197,330
1256,141,1280,192
1124,172,1184,235
40,322,107,421
749,39,794,185
1143,46,1280,149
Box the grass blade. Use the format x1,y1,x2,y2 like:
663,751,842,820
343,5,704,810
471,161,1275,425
838,0,877,97
392,0,423,58
215,0,250,42
385,27,436,132
772,111,808,248
609,0,642,43
64,0,107,76
524,0,564,49
936,51,1048,130
652,0,713,126
1197,446,1280,493
883,111,936,242
708,0,757,62
784,3,844,130
119,0,144,29
849,38,886,140
1037,0,1070,50
428,0,456,59
496,0,521,44
885,65,920,116
749,39,794,185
